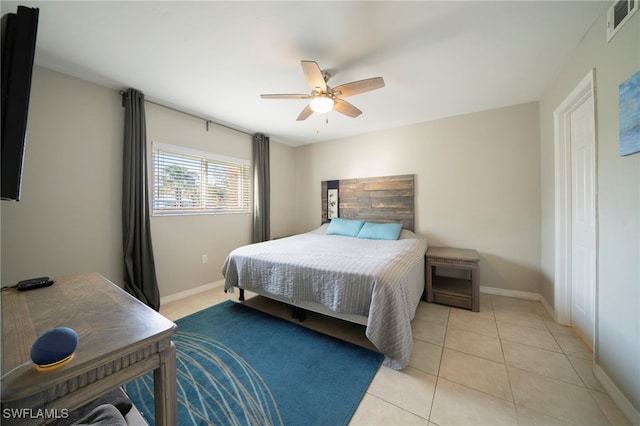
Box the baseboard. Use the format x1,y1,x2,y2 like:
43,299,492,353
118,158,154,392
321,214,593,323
481,285,638,423
160,280,225,305
480,285,541,301
593,364,640,425
539,295,557,323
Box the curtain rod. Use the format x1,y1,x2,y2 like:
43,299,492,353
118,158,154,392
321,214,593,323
119,90,253,136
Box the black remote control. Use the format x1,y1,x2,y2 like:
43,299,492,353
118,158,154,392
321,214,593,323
16,277,55,291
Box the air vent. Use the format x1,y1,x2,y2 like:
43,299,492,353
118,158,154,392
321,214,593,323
607,0,638,42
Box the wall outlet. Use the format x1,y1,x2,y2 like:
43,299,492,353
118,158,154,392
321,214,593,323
202,254,208,264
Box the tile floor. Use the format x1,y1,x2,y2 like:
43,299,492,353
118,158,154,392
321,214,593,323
160,286,631,426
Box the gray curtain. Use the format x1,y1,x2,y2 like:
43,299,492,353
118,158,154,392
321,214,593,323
252,133,270,243
122,88,160,310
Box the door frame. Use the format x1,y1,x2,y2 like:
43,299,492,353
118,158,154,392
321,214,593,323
553,69,598,349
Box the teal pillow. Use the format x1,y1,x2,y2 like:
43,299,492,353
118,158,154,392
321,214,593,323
326,218,365,237
357,222,403,240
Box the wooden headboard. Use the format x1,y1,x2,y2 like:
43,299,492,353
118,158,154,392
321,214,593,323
321,174,415,231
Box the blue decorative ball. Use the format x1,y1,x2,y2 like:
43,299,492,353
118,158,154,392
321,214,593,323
31,327,79,367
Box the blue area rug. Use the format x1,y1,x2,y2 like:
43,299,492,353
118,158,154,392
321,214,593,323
125,300,383,425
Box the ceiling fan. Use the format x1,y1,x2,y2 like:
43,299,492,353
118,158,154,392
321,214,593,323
260,60,385,121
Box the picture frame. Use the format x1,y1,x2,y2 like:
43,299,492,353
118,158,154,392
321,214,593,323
619,71,640,156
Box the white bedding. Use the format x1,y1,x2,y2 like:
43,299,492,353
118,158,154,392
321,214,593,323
222,224,428,369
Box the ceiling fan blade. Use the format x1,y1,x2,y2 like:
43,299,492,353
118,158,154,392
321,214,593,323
333,98,362,118
260,94,311,99
296,104,314,121
301,60,327,93
332,77,385,98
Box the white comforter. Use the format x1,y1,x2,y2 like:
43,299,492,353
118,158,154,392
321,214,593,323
222,225,428,369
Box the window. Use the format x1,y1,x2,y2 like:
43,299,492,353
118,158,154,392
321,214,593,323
152,142,250,215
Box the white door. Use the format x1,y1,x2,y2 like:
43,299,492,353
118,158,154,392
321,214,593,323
570,95,596,348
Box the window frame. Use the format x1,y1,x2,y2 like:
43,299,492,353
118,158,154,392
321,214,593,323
151,141,251,216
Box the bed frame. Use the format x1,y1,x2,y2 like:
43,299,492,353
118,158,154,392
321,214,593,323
239,286,369,325
237,173,417,323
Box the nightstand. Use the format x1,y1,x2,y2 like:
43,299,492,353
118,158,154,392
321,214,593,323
425,246,480,311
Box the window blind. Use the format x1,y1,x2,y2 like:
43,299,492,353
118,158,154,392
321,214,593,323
152,142,250,215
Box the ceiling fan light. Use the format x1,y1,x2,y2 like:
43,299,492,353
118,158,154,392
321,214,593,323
310,95,334,113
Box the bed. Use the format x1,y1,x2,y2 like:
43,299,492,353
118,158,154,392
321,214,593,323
222,220,428,370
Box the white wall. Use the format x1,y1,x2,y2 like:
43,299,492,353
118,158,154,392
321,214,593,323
146,103,297,296
0,66,298,299
539,9,640,417
145,103,254,298
294,102,542,294
270,139,297,239
1,66,124,286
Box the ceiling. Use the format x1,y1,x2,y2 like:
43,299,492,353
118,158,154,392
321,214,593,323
2,1,607,146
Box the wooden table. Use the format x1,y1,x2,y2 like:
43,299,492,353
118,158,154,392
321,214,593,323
425,247,480,312
1,273,177,425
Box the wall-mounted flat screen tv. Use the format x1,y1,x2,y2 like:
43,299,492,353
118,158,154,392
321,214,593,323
1,6,39,201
